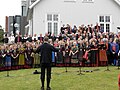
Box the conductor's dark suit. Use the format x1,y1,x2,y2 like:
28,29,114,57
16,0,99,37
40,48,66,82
36,42,59,89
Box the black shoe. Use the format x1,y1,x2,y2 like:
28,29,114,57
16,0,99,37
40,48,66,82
41,87,44,90
46,87,51,90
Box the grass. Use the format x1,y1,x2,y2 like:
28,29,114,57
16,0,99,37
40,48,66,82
0,66,120,90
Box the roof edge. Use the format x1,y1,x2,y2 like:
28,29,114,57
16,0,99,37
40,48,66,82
29,0,41,9
114,0,120,6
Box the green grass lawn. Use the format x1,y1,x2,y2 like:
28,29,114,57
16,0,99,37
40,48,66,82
0,66,120,90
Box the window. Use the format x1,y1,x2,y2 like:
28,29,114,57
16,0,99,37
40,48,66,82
99,16,104,22
46,14,60,36
106,24,110,32
105,16,110,22
98,15,111,32
54,23,58,36
82,0,94,3
53,14,58,21
48,22,52,33
47,14,52,21
100,24,104,32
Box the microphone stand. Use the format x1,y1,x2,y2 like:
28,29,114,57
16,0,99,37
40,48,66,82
6,58,10,77
77,61,84,75
105,61,110,71
63,55,68,72
64,58,68,72
65,64,68,72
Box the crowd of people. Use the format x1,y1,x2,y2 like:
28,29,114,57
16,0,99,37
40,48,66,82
0,22,120,71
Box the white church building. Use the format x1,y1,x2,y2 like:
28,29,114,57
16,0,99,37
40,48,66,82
26,0,120,36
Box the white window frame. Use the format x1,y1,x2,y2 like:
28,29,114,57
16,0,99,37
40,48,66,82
98,15,112,32
45,13,60,36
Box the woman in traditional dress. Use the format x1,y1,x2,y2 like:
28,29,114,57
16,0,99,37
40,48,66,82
56,40,65,64
78,40,84,61
70,41,79,64
82,41,91,66
5,45,12,69
25,43,33,67
98,39,108,66
0,45,6,70
64,43,70,64
18,44,25,69
63,38,71,64
32,43,40,68
109,39,119,65
89,41,98,66
78,40,84,66
11,45,19,69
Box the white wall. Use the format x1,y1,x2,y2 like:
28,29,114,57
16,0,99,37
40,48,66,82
32,0,120,36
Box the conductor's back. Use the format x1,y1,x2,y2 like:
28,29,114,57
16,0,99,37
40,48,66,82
37,41,58,64
36,36,58,64
36,36,59,90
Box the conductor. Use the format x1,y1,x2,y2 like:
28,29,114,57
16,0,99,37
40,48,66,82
36,36,59,90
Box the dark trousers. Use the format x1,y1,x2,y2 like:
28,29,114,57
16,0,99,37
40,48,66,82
41,63,51,87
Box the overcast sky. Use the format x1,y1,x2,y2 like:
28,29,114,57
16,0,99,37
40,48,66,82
0,0,120,29
0,0,21,28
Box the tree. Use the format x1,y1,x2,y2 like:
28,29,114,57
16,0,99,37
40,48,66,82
0,28,4,43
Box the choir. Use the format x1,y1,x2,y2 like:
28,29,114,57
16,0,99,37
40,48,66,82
0,23,120,71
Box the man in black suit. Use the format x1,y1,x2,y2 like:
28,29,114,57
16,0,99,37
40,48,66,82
15,34,22,43
38,34,44,43
36,36,59,90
